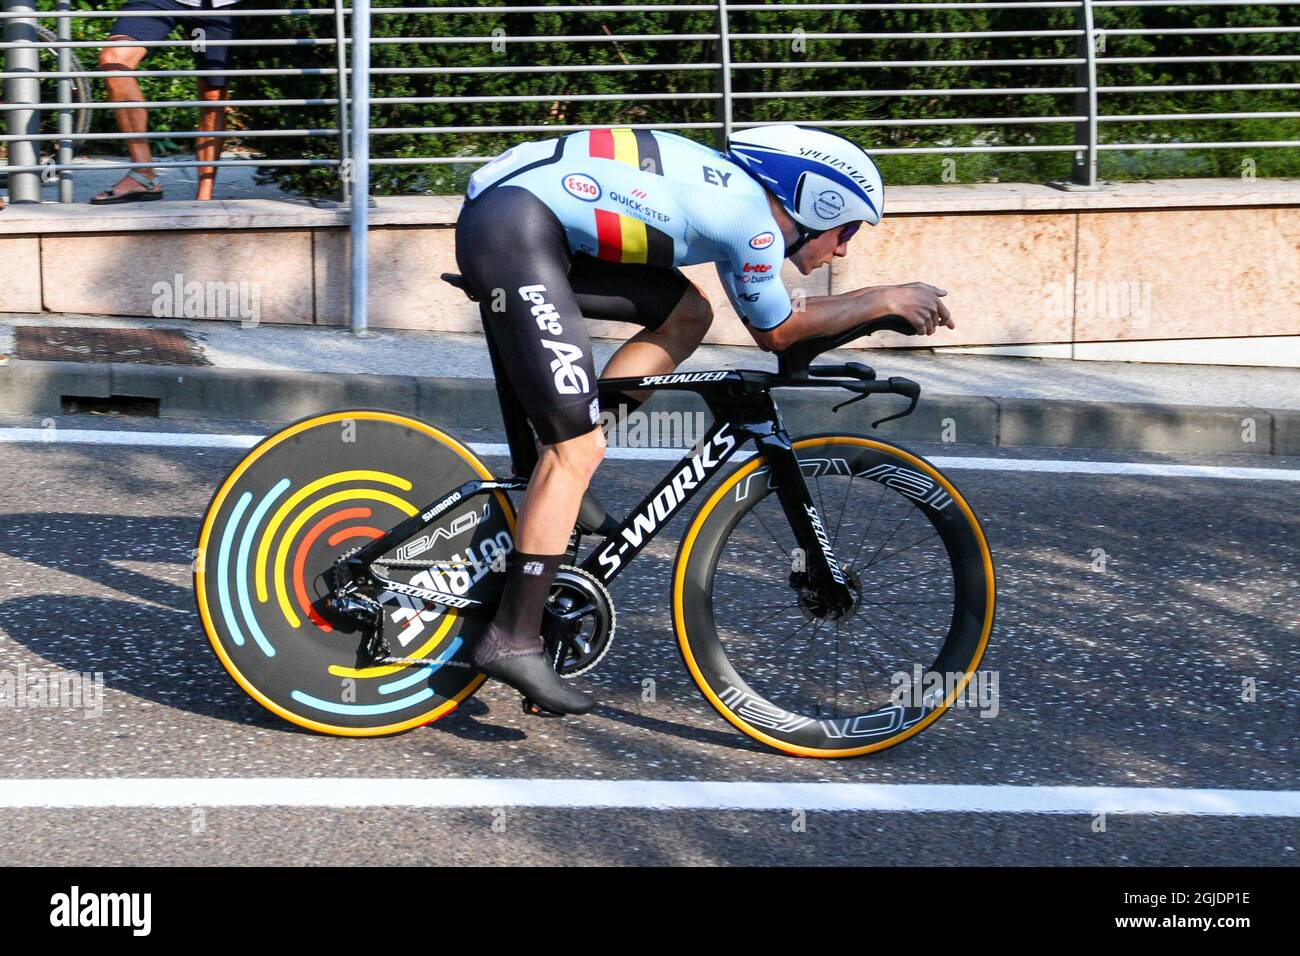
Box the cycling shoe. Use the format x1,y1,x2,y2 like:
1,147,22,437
476,652,595,715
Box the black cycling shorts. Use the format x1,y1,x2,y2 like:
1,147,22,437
455,185,691,445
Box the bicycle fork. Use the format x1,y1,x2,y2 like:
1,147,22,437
754,430,857,619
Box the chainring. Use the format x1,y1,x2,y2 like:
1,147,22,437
541,565,616,678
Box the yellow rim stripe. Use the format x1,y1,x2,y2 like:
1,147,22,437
195,411,506,737
273,489,418,628
255,469,412,603
673,437,996,758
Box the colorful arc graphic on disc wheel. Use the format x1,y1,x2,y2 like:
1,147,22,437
195,410,516,737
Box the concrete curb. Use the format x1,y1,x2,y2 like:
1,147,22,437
0,358,1292,457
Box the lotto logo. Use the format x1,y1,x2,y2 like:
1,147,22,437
749,232,775,250
562,172,601,202
743,262,772,273
520,284,563,334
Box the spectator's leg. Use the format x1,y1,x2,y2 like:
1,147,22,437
95,40,156,200
191,9,236,202
194,78,228,201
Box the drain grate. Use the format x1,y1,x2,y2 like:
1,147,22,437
15,326,206,366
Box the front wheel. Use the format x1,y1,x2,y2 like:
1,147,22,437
673,435,995,758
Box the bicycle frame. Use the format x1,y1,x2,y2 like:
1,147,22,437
330,366,866,619
577,373,856,614
328,302,923,623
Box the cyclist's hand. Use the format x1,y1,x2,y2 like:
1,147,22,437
889,283,954,335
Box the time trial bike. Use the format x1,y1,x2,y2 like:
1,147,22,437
194,273,996,758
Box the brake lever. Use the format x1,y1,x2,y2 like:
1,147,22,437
832,391,870,414
871,377,921,428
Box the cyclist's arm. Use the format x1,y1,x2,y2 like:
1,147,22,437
749,284,953,352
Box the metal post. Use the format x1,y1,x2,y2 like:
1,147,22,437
333,0,351,203
1070,0,1099,186
349,0,371,335
715,0,733,150
57,0,72,203
2,0,41,202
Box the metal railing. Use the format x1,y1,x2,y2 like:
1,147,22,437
3,0,1299,332
1,3,351,194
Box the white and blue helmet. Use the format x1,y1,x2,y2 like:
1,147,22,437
726,124,884,231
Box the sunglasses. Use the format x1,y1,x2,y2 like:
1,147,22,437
836,221,862,245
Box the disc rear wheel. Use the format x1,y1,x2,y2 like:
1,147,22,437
195,410,515,736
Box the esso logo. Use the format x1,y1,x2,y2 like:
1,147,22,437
562,173,601,202
749,231,775,250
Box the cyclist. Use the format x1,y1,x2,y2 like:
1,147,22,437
454,124,953,715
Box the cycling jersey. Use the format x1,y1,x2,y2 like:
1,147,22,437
467,129,793,331
456,177,690,445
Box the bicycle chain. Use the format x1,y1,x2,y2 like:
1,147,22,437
373,655,476,669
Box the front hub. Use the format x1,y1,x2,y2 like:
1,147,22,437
793,569,861,622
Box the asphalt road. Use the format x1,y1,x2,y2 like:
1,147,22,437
0,414,1296,866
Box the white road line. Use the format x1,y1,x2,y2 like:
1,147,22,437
0,779,1296,815
2,427,1298,482
928,456,1300,482
0,427,260,449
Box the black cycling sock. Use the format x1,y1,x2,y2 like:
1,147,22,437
471,551,564,666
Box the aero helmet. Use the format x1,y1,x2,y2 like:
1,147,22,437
726,125,883,253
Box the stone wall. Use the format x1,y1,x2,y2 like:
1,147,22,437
2,180,1297,365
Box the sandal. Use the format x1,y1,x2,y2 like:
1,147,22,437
90,169,163,205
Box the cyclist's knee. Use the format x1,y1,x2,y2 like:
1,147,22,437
546,425,605,486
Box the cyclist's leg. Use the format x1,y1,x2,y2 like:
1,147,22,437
455,186,600,713
568,255,713,410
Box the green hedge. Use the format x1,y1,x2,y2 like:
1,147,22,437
55,1,1300,196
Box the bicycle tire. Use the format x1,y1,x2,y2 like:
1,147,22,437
673,435,995,758
195,409,516,736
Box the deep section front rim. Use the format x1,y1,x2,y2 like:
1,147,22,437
672,435,995,758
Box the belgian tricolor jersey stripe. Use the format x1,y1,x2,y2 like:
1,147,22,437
592,209,674,267
587,128,664,175
586,129,674,267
